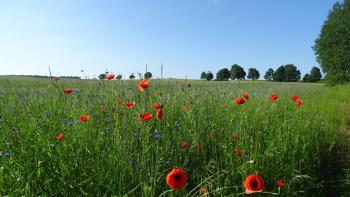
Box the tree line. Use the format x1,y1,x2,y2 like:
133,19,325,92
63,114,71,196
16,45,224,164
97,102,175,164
200,64,322,82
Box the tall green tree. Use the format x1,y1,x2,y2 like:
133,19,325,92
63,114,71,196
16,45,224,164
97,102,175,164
313,0,350,84
309,67,322,82
264,68,274,81
205,71,214,81
284,64,301,82
216,68,231,81
273,66,286,82
230,64,246,80
247,68,260,80
129,74,135,79
144,72,152,79
200,72,206,80
303,74,310,82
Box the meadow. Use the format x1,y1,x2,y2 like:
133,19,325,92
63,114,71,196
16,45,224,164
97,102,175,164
0,77,349,196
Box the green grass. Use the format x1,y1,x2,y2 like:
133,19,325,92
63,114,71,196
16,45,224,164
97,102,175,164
0,77,349,196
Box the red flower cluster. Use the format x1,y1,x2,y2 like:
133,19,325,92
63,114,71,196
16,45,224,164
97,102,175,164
140,113,153,121
270,94,278,101
126,101,136,108
233,149,242,156
235,92,249,105
116,99,123,105
56,132,64,140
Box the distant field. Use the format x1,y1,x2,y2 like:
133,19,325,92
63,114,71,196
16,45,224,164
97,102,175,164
0,77,349,196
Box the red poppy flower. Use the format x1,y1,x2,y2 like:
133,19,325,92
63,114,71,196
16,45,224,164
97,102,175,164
243,92,249,100
116,100,123,105
140,113,153,122
166,168,188,190
184,105,189,111
277,180,285,188
180,141,189,149
126,101,136,108
80,115,89,122
243,174,265,194
52,76,60,81
152,103,162,110
291,95,299,101
196,145,203,152
235,97,245,105
106,73,115,80
64,89,73,95
270,94,278,101
156,109,163,120
233,149,242,156
189,100,193,105
296,100,303,107
138,80,149,92
56,132,64,140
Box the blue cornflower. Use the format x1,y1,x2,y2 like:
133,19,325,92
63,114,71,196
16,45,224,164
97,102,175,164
2,151,11,157
164,159,171,165
133,131,140,137
0,115,3,121
71,89,79,96
0,125,3,129
105,118,113,123
154,131,161,140
104,127,111,134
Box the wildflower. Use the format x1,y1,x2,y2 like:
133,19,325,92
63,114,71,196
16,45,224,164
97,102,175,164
140,113,153,122
106,73,115,80
189,100,193,105
277,180,285,188
116,99,123,105
184,105,189,111
243,92,249,100
126,101,136,108
243,174,265,194
104,127,111,134
296,100,303,107
152,103,162,110
100,105,108,111
164,159,171,165
199,186,209,196
138,80,149,92
233,149,242,156
180,141,189,149
52,76,60,81
232,134,240,141
0,125,3,129
2,151,11,157
175,120,180,128
56,133,64,140
105,118,113,123
133,131,140,137
270,94,278,101
155,131,161,140
291,95,299,101
0,115,3,121
80,115,89,122
235,97,245,105
208,131,216,137
196,145,203,152
166,168,188,190
49,144,56,149
156,109,163,120
64,89,73,94
71,89,78,96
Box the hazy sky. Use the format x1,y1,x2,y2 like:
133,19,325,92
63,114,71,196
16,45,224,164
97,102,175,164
0,0,339,79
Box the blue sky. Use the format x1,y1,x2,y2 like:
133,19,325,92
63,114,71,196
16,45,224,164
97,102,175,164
0,0,339,79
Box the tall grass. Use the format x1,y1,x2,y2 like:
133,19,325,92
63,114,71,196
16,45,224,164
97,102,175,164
0,77,349,196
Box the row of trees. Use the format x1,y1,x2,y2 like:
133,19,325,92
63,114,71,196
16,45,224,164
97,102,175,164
201,64,322,82
98,72,153,80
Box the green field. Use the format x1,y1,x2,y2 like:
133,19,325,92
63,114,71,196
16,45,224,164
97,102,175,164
0,77,349,196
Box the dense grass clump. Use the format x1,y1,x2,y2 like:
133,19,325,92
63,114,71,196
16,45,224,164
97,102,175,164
0,77,349,196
